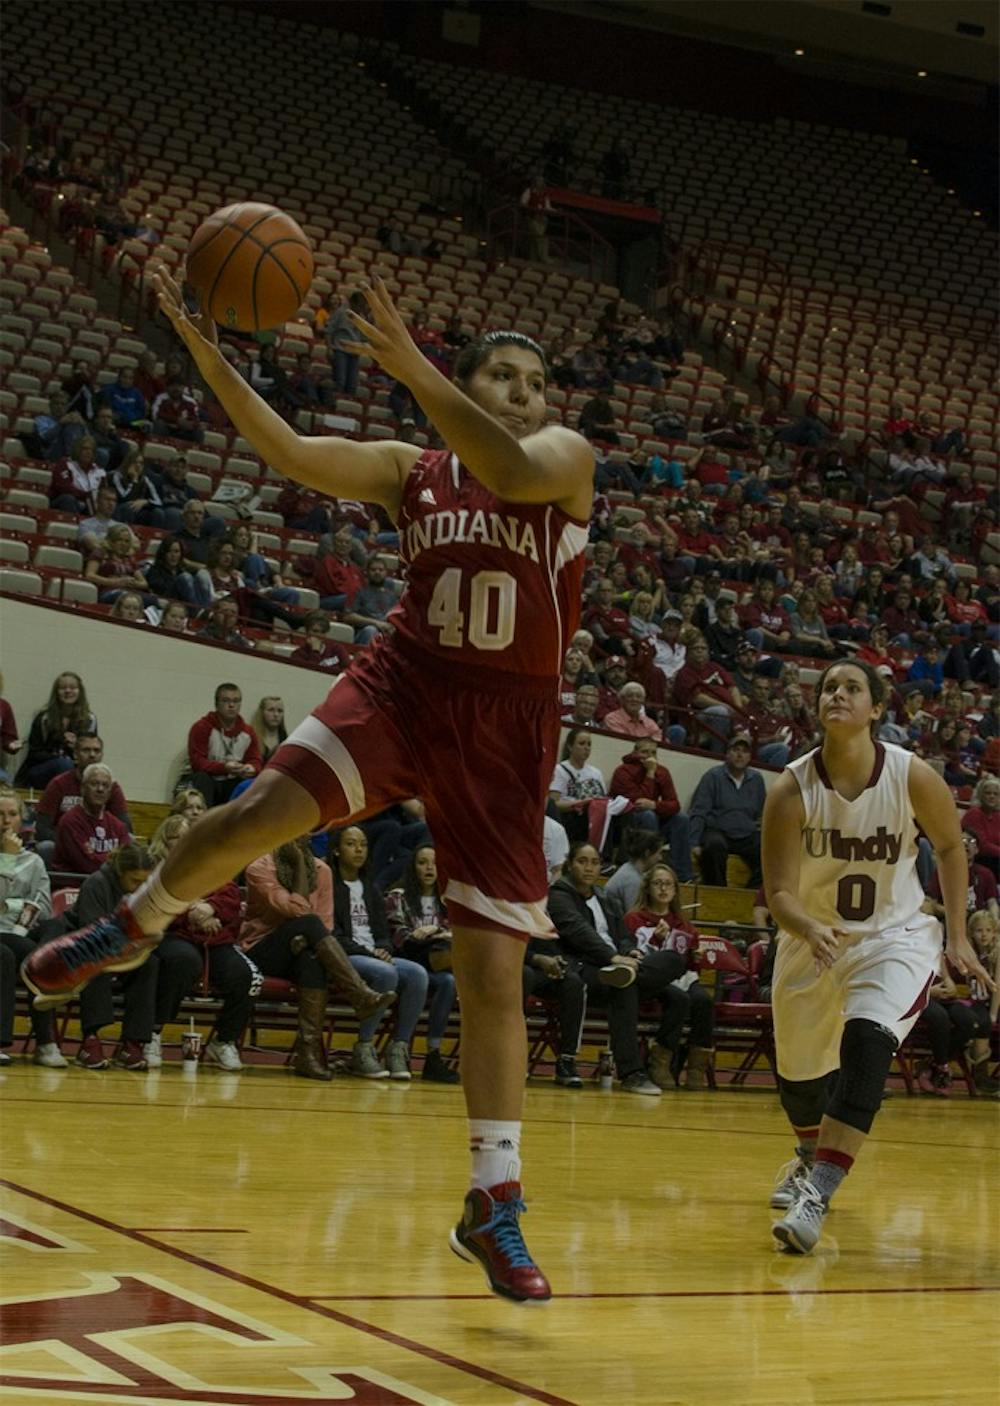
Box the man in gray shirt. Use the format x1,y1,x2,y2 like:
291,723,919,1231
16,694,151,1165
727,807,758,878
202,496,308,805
345,558,399,645
603,829,663,917
688,733,766,887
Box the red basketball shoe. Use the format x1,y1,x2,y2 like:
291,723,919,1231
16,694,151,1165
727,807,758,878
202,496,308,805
21,904,160,1011
449,1181,551,1303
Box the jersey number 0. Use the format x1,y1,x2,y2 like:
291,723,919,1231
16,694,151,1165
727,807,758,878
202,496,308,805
428,567,517,651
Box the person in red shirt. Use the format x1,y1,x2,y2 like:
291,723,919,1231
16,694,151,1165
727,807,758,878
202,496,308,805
49,435,106,515
0,678,19,784
595,657,630,719
962,776,1000,877
134,349,165,409
946,579,989,630
187,683,262,808
609,737,692,881
289,611,353,673
584,579,633,658
51,765,131,874
673,636,744,748
883,401,913,441
675,507,715,562
738,578,793,652
855,623,894,673
315,523,366,611
616,526,661,580
151,382,204,443
881,586,925,647
35,735,130,851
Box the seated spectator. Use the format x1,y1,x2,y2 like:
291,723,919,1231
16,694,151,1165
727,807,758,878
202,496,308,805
0,789,65,1068
315,523,366,613
704,598,744,671
672,636,744,749
171,787,208,823
227,524,297,605
688,734,765,887
110,590,150,625
522,933,587,1087
17,671,97,789
151,381,204,442
564,681,601,727
149,843,256,1071
0,676,20,785
742,676,792,767
195,597,253,651
927,829,999,924
250,695,287,764
624,863,716,1089
602,827,664,913
962,776,1000,877
151,455,223,537
285,352,329,409
98,366,150,430
384,845,460,1084
907,643,945,698
609,737,693,881
289,610,352,672
882,586,924,649
650,612,686,690
571,341,611,390
584,580,633,658
241,835,394,1079
918,909,999,1096
788,589,837,659
145,535,212,606
560,646,599,712
22,388,87,461
175,499,226,572
547,842,661,1095
947,579,990,634
49,435,106,515
330,826,430,1079
549,729,610,844
62,358,100,420
159,600,191,633
44,845,157,1068
134,348,165,409
107,449,166,528
186,683,261,808
344,557,398,645
578,392,619,445
34,734,130,861
51,763,131,875
84,523,152,606
602,681,664,742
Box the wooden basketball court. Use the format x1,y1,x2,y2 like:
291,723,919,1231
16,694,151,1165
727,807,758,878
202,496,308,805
2,1062,997,1406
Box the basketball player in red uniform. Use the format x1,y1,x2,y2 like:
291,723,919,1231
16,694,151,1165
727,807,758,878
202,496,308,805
24,272,593,1303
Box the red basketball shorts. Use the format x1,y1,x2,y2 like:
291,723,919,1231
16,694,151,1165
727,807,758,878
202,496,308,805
267,640,560,941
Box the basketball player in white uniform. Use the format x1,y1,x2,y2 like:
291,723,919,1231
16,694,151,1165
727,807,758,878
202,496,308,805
762,660,993,1254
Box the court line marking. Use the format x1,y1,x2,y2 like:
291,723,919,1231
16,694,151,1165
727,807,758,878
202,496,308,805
306,1286,1000,1301
2,1095,993,1153
0,1179,580,1406
131,1227,250,1234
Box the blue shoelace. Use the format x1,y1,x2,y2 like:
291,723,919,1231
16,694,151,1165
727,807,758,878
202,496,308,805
62,917,129,973
483,1198,533,1269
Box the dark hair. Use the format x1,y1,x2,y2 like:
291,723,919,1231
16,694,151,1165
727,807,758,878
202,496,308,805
454,331,548,385
567,839,600,865
328,825,369,876
43,672,92,743
560,726,592,761
397,843,441,918
153,534,185,570
303,610,329,633
111,842,154,875
815,658,888,735
623,828,662,863
214,682,241,706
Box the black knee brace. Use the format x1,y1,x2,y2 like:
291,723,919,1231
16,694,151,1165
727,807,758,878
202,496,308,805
778,1071,837,1131
825,1018,897,1135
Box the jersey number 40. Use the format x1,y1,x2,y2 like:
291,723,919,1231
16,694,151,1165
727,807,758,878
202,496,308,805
428,567,517,652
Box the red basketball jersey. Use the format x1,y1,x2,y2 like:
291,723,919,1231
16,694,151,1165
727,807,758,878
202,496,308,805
390,449,589,682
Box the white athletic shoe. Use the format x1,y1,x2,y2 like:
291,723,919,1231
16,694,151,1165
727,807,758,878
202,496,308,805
33,1042,68,1069
770,1151,812,1210
143,1032,163,1069
204,1039,243,1072
773,1181,828,1255
350,1040,389,1079
386,1040,412,1081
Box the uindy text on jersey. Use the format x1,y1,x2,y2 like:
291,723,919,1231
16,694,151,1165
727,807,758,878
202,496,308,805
803,825,904,865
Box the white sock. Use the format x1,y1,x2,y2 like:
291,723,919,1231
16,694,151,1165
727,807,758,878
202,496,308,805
469,1119,522,1192
126,870,190,935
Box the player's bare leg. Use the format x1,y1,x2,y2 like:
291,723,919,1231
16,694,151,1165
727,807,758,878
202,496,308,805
448,926,551,1303
22,772,392,1018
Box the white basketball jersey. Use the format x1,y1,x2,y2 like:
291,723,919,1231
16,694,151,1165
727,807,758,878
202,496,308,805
787,741,924,934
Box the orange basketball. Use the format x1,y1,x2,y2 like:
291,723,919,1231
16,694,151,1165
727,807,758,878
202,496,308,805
186,203,314,333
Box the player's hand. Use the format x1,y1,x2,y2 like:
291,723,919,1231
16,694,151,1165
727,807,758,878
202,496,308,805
151,262,219,359
343,277,427,385
945,935,996,993
803,922,845,971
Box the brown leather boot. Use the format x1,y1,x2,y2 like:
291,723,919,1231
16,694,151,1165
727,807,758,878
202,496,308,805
685,1045,715,1090
292,988,333,1081
314,936,396,1021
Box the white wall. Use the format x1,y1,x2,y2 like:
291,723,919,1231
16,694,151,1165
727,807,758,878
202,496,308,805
1,596,781,808
1,599,332,801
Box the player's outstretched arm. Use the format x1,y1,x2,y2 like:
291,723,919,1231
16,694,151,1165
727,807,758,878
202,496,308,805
909,757,996,990
345,277,592,513
151,264,417,515
762,772,845,967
